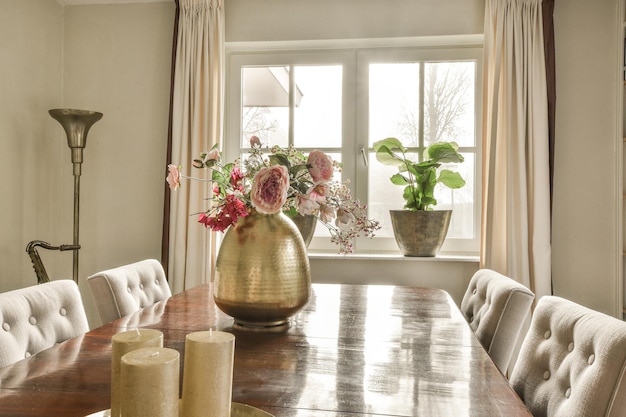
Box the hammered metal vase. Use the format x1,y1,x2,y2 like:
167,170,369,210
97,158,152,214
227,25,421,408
214,210,311,329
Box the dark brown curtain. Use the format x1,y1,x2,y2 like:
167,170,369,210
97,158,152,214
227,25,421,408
543,0,556,207
161,0,180,275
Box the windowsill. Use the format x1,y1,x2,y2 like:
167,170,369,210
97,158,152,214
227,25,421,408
306,251,480,305
306,251,479,263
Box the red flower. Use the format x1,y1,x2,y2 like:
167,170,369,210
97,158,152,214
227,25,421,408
198,195,249,232
230,167,245,192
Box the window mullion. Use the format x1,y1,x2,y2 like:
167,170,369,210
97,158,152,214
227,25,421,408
288,65,296,146
418,61,425,159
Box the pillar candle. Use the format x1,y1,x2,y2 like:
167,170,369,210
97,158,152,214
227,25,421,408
181,330,235,417
120,347,180,417
111,329,163,417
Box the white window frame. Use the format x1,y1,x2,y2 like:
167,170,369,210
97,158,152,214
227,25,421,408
225,36,483,256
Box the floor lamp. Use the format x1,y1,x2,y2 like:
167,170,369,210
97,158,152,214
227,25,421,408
27,108,103,284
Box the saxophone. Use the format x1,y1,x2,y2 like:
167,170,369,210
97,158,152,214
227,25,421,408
26,240,80,284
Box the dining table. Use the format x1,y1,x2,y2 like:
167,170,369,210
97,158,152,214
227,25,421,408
0,282,533,417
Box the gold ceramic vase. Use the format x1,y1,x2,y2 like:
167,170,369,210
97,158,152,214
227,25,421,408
214,210,311,330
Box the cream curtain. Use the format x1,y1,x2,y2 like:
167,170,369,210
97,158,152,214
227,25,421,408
481,0,552,300
167,0,224,293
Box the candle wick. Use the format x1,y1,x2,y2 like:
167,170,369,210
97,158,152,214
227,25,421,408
150,351,160,357
210,328,213,337
134,327,140,336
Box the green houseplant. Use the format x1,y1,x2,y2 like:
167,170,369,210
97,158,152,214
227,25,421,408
372,137,466,256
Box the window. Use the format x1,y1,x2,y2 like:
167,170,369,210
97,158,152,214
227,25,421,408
226,39,482,255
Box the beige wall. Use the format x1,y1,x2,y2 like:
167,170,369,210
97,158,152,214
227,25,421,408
552,0,622,316
225,0,485,41
0,0,64,291
63,3,175,326
0,1,175,327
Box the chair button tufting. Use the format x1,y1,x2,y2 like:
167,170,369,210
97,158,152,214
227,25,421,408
472,288,477,295
567,342,574,352
29,316,37,325
155,279,160,286
127,287,132,293
588,354,595,365
2,323,10,331
543,370,550,380
565,387,571,398
139,283,144,290
543,330,551,339
24,352,31,358
469,315,474,322
59,307,67,316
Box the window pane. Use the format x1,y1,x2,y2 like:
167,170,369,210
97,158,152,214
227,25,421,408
369,63,420,147
367,153,405,238
424,61,475,147
294,66,342,148
241,66,291,147
368,61,476,242
433,153,475,239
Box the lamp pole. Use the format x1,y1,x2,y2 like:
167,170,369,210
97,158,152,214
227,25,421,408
49,108,103,282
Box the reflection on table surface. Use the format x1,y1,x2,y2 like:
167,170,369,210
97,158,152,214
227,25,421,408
0,283,532,417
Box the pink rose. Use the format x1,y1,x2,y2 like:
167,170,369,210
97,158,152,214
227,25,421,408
250,135,262,148
203,149,219,162
250,165,289,214
166,164,181,190
307,150,333,183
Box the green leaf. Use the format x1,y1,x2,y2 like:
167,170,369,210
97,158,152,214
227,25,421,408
204,159,218,169
389,173,410,186
269,154,291,168
284,206,298,217
420,196,437,210
373,137,406,153
290,164,309,177
212,169,224,182
373,137,407,167
427,142,465,164
438,170,466,189
403,187,419,210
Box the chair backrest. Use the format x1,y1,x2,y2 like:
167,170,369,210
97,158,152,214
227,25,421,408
460,269,535,375
0,280,89,368
86,259,172,324
510,296,626,417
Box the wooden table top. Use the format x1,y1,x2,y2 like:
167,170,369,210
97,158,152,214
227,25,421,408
0,283,532,417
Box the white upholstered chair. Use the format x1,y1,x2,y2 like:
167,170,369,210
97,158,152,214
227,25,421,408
0,279,89,368
86,259,172,324
510,296,626,417
460,269,535,375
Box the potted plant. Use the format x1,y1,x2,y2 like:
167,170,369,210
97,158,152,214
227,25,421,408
372,137,466,256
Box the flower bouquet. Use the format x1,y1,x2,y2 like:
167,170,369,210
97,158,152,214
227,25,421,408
167,136,380,254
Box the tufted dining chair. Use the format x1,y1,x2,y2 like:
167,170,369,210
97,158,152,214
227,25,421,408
510,296,626,417
86,259,172,325
460,269,535,376
0,279,89,368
